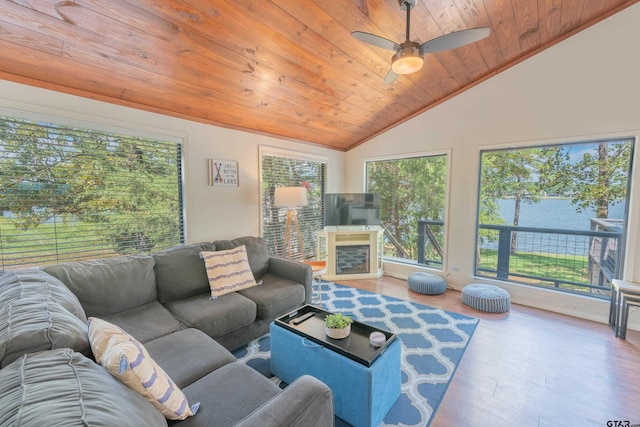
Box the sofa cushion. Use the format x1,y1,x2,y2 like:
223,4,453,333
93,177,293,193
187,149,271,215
145,328,236,389
0,348,167,427
201,246,258,298
43,255,158,317
153,242,216,304
0,269,87,322
0,297,90,368
174,362,281,427
165,292,256,339
238,272,306,320
103,301,185,344
214,236,270,278
88,317,198,421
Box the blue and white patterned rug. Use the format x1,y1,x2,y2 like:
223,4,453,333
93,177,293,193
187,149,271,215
232,282,479,427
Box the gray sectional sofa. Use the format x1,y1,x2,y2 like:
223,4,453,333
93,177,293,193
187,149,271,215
0,236,334,426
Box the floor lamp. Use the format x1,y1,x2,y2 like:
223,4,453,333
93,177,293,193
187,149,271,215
274,186,308,259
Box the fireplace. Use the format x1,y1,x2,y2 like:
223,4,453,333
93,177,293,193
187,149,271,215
315,227,383,280
336,245,370,275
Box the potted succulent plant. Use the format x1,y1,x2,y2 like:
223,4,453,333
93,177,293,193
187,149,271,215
324,312,353,339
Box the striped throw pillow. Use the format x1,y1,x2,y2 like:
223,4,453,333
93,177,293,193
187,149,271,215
200,245,258,299
88,317,198,420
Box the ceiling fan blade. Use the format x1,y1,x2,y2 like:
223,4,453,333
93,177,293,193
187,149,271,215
419,27,490,56
384,69,399,85
352,31,400,51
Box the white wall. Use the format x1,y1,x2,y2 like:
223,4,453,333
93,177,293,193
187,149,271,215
345,3,640,326
0,81,344,243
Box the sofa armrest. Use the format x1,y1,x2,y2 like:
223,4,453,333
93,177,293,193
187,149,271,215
234,375,334,427
268,256,313,304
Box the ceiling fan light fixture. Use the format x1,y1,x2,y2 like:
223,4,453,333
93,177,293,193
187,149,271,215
351,0,489,83
391,48,423,75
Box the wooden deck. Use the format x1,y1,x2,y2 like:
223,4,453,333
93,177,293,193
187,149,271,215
344,276,640,427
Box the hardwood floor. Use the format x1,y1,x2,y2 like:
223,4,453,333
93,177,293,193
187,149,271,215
343,276,640,427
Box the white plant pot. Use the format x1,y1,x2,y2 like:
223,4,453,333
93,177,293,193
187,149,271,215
325,324,350,339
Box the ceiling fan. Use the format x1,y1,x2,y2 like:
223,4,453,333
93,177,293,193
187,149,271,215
352,0,490,84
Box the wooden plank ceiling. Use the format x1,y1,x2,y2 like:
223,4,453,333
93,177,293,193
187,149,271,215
0,0,637,151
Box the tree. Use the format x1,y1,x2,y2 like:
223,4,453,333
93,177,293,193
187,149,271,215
0,117,182,255
0,120,78,229
570,142,630,218
367,155,446,262
480,149,544,253
538,141,631,219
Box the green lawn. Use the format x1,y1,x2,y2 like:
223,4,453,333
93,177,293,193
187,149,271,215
0,216,117,269
478,249,592,291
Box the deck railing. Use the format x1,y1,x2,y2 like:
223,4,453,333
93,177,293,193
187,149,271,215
417,220,623,297
417,219,444,267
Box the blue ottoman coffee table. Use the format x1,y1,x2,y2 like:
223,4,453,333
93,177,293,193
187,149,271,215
270,306,401,427
407,272,447,295
462,283,511,313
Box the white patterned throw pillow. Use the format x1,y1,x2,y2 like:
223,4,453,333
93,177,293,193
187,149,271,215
87,317,198,420
200,245,258,299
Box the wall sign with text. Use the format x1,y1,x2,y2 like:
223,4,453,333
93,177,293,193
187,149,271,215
208,159,239,187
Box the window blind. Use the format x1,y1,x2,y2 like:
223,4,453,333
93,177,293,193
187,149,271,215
0,116,184,270
261,153,325,260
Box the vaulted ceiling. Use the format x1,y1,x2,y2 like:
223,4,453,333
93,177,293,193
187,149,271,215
0,0,637,151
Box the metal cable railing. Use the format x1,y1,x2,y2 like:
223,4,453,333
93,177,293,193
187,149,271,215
475,224,622,297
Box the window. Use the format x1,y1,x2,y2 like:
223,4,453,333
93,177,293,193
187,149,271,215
0,116,184,270
260,149,326,260
475,138,634,297
366,154,448,269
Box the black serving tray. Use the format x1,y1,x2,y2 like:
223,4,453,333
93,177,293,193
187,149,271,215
275,305,397,367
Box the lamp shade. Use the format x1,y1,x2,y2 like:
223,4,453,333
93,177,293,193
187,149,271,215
274,187,308,208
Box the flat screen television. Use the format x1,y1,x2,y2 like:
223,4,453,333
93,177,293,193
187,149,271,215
324,193,381,226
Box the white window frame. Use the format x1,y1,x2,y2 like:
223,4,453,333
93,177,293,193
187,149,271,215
473,136,636,296
0,107,186,269
364,149,452,272
259,146,328,258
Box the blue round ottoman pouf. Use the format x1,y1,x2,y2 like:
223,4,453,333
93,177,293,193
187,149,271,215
461,284,511,313
407,272,447,295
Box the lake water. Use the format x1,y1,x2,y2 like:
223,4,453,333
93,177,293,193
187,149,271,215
496,198,625,230
490,198,626,255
